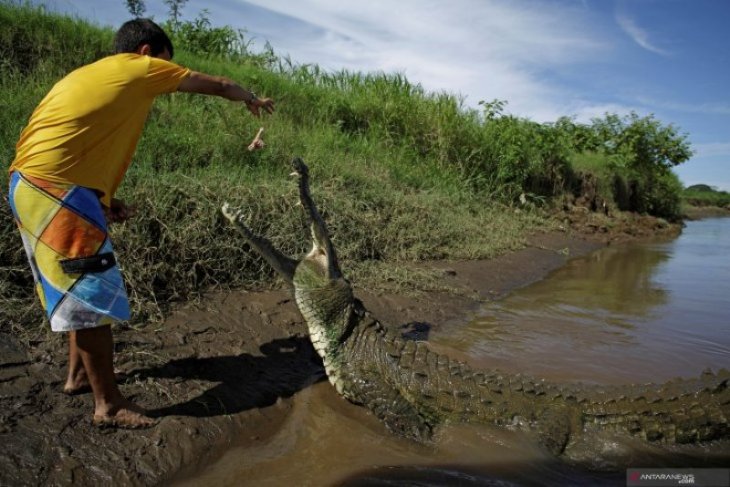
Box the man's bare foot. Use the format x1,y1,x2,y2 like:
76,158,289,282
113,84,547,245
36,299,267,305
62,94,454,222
93,400,157,429
64,369,128,395
63,365,90,395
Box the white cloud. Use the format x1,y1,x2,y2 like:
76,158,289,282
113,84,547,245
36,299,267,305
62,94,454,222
615,12,670,56
250,0,608,68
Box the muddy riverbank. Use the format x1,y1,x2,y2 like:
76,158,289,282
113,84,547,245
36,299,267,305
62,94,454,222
0,213,681,486
682,204,730,220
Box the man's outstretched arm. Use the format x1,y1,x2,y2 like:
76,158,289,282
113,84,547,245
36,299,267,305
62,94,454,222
177,71,275,116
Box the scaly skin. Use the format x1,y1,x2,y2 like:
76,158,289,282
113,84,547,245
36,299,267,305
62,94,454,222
223,158,730,461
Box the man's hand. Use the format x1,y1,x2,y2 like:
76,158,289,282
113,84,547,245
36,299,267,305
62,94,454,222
104,198,135,223
245,97,275,117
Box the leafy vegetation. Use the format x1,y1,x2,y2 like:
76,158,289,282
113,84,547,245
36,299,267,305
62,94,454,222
683,185,730,208
0,1,696,330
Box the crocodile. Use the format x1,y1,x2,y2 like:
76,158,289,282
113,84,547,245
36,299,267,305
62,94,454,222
222,158,730,463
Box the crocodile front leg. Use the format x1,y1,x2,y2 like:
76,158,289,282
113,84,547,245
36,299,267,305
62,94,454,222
342,365,434,440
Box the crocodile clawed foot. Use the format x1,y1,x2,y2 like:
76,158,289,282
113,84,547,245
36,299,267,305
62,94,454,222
291,157,308,177
221,202,245,225
221,200,298,282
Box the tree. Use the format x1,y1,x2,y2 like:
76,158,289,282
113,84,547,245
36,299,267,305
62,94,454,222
686,184,715,193
587,112,693,217
124,0,146,18
590,112,693,173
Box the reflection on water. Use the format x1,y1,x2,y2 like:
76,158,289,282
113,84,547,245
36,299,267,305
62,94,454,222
432,218,730,384
180,218,730,486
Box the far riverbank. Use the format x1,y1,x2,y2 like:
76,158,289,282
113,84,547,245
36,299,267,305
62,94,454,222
682,204,730,220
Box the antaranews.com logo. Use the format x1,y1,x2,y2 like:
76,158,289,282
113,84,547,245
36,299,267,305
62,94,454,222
627,469,729,487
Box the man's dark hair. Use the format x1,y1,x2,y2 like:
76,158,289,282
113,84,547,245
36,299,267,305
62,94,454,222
114,18,174,58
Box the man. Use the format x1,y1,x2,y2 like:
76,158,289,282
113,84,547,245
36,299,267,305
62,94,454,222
6,19,274,428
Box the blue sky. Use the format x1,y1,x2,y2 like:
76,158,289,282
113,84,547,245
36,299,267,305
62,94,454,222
49,0,730,190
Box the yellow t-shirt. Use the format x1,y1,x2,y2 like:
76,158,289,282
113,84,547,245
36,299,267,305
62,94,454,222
10,53,191,206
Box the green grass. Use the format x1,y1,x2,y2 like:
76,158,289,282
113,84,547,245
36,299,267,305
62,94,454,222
0,2,548,330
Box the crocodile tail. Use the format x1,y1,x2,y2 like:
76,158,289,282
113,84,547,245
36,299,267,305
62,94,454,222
576,373,730,444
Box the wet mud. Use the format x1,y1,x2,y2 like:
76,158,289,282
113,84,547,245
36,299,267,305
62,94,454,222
0,224,679,486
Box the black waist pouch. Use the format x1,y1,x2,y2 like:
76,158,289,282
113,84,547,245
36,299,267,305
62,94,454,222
59,253,116,274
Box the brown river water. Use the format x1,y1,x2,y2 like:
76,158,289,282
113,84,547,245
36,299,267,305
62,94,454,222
177,218,730,486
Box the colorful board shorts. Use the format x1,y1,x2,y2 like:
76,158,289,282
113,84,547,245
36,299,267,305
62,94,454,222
7,171,131,332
